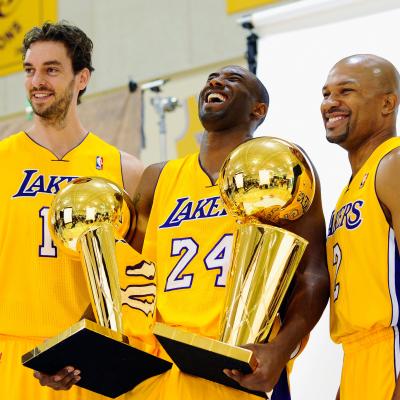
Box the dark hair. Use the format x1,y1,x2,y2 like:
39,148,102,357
22,21,94,102
253,75,269,127
255,77,269,105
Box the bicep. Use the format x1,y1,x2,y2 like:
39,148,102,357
121,152,145,199
376,148,400,247
129,163,165,252
286,169,327,278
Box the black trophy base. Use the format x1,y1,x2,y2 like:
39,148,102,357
22,319,172,398
153,322,267,398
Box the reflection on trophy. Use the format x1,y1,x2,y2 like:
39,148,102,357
153,137,315,398
22,177,171,398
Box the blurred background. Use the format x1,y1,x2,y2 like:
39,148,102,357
2,0,400,398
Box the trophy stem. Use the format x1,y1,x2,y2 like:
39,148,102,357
219,224,308,345
78,224,123,333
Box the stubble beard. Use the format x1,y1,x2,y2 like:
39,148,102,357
326,123,350,145
30,78,75,127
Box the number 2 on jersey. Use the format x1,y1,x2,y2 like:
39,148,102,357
332,243,342,301
165,234,233,291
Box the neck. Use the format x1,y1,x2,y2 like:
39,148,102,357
348,129,396,176
199,127,253,183
27,107,87,159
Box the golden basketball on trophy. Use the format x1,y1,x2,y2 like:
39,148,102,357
22,177,171,398
153,136,315,398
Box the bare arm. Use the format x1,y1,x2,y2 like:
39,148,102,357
376,147,400,400
121,151,144,199
129,162,165,252
225,166,329,392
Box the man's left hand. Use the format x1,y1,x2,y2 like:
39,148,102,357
223,341,287,392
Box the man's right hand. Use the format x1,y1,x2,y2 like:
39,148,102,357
33,366,81,390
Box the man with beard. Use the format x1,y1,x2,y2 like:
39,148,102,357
322,54,400,400
0,22,144,400
37,66,329,398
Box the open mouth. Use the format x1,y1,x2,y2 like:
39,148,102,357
325,114,349,129
206,92,227,104
31,92,54,100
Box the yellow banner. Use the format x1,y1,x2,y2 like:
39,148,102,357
0,0,57,77
226,0,279,14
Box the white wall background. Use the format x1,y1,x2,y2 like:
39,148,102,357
253,0,400,398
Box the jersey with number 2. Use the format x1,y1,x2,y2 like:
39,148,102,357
327,137,400,343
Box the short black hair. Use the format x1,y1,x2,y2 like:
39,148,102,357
252,74,269,127
22,21,94,102
255,76,269,105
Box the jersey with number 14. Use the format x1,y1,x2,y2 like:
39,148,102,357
143,152,235,339
0,131,123,338
327,137,400,344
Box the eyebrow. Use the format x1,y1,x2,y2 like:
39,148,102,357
207,71,245,80
322,80,358,91
23,60,63,67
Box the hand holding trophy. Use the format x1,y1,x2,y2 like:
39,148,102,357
153,136,315,398
22,177,171,398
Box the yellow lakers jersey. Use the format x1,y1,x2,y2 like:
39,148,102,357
0,131,124,338
137,152,292,400
143,152,236,339
327,137,400,343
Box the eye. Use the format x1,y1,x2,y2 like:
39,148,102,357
322,91,330,99
47,67,59,75
341,88,354,95
227,76,241,82
24,67,34,76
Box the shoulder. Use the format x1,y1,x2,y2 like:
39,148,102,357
133,162,166,211
129,162,166,251
0,132,23,154
376,145,400,216
376,144,400,188
0,131,22,145
120,151,144,199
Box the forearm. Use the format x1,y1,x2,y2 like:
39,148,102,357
392,378,400,400
272,270,330,358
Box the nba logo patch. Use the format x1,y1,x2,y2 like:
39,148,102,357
359,173,368,189
96,156,103,170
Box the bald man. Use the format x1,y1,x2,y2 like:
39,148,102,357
321,54,400,400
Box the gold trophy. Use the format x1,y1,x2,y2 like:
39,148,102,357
153,137,315,397
22,177,172,398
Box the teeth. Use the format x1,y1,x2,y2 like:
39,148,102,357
34,93,51,98
207,93,226,103
328,116,347,123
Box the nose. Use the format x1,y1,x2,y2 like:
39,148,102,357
321,93,340,112
209,76,224,88
31,71,47,88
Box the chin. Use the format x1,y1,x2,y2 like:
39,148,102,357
326,132,348,144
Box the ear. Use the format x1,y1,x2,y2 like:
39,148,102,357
77,68,91,92
251,102,268,121
382,93,397,116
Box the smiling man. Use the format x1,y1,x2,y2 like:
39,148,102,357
0,22,143,400
125,65,328,399
322,54,400,400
